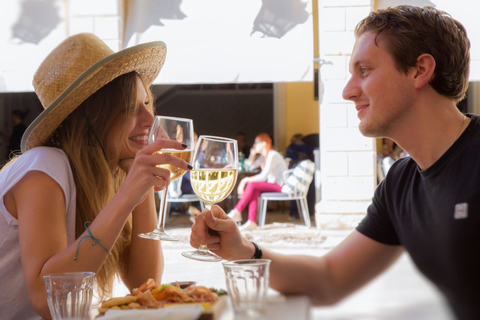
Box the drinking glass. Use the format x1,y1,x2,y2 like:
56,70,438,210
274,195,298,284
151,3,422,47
138,115,194,241
182,135,238,261
223,259,271,315
43,272,95,320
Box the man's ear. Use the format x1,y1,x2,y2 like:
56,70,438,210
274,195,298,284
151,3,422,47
413,53,435,88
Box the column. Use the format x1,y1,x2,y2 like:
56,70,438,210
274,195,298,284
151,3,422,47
316,0,375,229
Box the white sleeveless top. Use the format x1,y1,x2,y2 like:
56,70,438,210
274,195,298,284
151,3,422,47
0,147,76,319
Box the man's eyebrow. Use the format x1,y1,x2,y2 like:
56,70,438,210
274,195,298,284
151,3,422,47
348,59,364,73
353,59,368,67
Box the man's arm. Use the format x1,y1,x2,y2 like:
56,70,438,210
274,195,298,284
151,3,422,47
264,231,404,305
191,207,404,305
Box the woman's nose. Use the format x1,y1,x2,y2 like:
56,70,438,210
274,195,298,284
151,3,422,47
140,105,154,127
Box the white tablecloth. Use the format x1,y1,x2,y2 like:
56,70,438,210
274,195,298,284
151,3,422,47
219,294,311,320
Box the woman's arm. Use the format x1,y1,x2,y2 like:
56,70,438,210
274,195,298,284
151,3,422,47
120,189,163,290
14,171,137,319
12,139,188,318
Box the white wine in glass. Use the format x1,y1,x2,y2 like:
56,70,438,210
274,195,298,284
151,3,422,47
138,116,194,241
182,135,238,262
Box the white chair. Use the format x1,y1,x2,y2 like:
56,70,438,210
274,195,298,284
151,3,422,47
165,193,205,215
258,160,315,228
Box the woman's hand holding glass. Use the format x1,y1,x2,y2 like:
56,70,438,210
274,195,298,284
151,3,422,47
138,116,194,241
116,140,185,217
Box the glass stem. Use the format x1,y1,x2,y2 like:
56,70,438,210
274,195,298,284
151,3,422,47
197,245,209,253
156,187,168,232
197,204,211,253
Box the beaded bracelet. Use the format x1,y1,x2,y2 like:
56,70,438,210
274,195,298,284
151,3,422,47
74,221,111,261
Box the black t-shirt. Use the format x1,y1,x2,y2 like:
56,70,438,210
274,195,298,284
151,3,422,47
357,114,480,320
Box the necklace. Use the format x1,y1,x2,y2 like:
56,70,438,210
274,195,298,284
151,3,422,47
452,114,467,146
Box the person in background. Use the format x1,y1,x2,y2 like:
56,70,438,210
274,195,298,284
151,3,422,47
244,143,265,172
227,133,288,230
285,133,314,169
284,133,315,220
377,138,408,179
236,131,251,159
381,138,396,159
190,6,479,319
0,33,190,319
0,109,30,156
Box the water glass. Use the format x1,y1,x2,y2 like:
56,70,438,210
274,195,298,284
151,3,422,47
222,259,271,315
43,272,95,320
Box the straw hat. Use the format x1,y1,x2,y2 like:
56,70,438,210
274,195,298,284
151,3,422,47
21,33,166,152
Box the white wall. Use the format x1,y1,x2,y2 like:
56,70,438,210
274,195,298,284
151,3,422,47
316,0,375,227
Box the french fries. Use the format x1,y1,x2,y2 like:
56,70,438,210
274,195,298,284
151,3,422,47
97,296,141,315
101,296,139,308
97,278,223,316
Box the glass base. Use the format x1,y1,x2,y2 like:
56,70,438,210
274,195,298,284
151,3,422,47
138,229,179,241
234,308,265,318
181,249,222,262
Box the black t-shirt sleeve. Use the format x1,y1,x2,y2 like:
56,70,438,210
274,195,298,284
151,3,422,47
356,179,401,246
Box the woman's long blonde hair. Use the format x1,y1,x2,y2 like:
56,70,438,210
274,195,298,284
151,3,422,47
46,72,154,298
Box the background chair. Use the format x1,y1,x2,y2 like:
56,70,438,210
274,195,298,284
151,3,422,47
157,176,204,225
258,160,315,228
165,193,205,216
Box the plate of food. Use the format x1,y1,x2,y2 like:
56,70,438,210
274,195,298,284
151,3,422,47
98,278,228,320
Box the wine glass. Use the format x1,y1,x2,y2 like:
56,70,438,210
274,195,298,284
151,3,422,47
138,116,194,241
182,135,238,262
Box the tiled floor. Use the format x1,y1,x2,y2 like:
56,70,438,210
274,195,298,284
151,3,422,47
113,205,454,320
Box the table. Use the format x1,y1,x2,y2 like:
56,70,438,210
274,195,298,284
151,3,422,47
218,294,311,320
90,294,311,320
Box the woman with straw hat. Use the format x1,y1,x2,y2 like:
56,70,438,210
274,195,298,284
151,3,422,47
0,33,189,319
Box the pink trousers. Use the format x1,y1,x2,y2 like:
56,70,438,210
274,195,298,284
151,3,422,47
235,181,282,222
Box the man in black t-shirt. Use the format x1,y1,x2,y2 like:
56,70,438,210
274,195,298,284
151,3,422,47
189,6,478,319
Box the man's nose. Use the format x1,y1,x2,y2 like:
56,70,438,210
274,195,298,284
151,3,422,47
342,77,360,101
